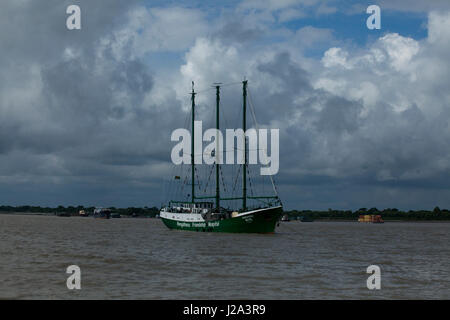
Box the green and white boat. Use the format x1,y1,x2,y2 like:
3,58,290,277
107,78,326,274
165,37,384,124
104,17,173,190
160,81,283,233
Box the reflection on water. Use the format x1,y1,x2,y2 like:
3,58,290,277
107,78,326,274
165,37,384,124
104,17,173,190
0,214,449,299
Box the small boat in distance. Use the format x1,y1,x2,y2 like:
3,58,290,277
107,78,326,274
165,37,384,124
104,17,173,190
93,208,111,219
79,210,89,217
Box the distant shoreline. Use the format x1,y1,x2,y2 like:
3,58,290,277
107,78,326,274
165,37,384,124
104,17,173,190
0,212,149,218
2,205,450,222
291,218,450,222
0,212,53,216
2,211,450,222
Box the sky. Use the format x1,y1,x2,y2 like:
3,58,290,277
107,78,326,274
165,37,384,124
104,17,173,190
1,0,450,210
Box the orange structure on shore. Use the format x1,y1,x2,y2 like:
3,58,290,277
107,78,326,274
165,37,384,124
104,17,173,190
358,214,384,223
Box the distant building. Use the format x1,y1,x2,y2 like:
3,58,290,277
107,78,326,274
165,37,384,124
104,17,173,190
358,214,384,223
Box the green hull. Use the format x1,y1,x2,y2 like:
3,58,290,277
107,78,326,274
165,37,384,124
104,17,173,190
161,206,283,233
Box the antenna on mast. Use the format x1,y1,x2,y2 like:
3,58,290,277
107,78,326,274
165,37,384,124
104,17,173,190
242,80,248,211
213,82,222,211
190,81,196,204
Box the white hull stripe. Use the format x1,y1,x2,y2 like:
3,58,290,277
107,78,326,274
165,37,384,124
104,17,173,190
160,206,282,222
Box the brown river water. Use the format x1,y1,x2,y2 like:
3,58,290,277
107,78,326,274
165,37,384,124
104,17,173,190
0,214,449,299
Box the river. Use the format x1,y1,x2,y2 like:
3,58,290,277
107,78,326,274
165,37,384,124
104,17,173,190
0,214,449,299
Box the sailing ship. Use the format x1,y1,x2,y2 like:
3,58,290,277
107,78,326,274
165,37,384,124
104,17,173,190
160,80,283,233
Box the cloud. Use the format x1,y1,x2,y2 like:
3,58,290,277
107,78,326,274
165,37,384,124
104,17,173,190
239,0,316,11
377,0,450,13
428,11,450,47
306,12,450,192
0,1,187,206
116,6,209,55
237,0,335,24
1,1,450,210
316,3,337,15
294,26,335,48
176,8,450,209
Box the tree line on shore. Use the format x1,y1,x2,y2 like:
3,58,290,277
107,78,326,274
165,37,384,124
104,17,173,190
1,205,450,220
284,207,450,221
0,205,160,217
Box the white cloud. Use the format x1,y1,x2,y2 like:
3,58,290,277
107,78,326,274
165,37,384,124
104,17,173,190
322,47,351,69
238,0,335,24
239,0,316,11
428,11,450,47
106,6,209,59
377,0,450,13
278,8,306,22
178,38,244,101
378,33,419,72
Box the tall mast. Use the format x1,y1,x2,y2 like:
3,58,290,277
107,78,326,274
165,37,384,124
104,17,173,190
242,80,248,211
215,85,221,211
191,81,196,204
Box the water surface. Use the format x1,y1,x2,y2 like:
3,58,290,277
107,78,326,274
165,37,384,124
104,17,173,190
0,214,449,299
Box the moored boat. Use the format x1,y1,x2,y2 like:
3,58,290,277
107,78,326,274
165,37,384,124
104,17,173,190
79,209,89,217
93,208,111,219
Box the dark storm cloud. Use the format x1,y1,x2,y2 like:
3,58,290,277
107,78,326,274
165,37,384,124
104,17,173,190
0,1,139,64
0,1,188,206
42,57,153,121
1,1,157,158
214,20,263,44
315,96,361,135
257,52,312,94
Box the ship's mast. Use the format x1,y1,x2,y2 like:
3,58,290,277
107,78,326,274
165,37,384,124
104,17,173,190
242,80,248,211
215,85,221,211
191,82,196,204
